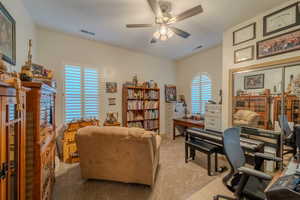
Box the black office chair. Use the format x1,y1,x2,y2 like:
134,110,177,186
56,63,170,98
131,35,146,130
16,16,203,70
279,115,297,156
214,127,282,200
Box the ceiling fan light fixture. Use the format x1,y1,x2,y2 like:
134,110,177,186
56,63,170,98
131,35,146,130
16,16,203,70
160,35,168,41
167,29,174,38
153,31,161,39
159,25,168,35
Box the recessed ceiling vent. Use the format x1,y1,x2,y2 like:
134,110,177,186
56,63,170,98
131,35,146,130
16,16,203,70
80,29,95,36
193,45,203,51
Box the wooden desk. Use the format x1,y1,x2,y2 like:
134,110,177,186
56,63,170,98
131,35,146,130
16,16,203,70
173,118,204,140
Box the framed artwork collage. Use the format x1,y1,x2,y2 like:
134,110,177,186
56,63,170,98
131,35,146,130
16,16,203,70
233,2,300,64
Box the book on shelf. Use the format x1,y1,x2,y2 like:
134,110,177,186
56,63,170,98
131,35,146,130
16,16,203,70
127,100,143,110
127,111,144,121
127,89,143,99
144,90,159,100
144,101,158,109
144,120,158,130
144,110,158,120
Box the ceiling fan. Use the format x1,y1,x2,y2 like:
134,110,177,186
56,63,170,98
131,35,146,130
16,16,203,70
126,0,203,43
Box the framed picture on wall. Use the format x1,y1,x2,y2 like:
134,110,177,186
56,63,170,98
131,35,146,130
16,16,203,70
234,45,254,64
244,74,264,90
108,98,116,106
233,23,256,46
0,2,16,65
263,3,300,37
165,85,177,103
257,28,300,59
106,82,117,93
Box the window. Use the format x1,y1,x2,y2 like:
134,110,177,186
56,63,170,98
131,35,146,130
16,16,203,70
191,74,212,114
64,65,99,122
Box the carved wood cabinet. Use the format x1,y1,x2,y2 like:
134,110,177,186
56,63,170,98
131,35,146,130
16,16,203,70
22,82,56,200
0,82,27,200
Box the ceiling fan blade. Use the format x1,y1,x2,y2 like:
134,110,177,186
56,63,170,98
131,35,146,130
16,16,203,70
147,0,162,17
168,5,203,24
126,24,153,28
150,37,157,44
170,27,191,39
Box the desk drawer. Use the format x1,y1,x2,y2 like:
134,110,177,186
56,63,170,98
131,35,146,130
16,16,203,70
206,110,221,116
205,118,222,131
206,104,222,111
205,112,221,118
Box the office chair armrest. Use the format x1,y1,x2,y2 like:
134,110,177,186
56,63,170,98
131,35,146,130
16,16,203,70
238,167,272,181
254,153,282,162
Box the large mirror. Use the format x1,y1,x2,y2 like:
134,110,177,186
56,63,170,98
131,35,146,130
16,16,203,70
231,63,300,169
232,67,283,131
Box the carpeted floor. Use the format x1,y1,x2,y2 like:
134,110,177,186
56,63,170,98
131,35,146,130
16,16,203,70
53,135,225,200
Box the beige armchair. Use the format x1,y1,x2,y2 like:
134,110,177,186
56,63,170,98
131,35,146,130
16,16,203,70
233,110,260,127
76,126,161,186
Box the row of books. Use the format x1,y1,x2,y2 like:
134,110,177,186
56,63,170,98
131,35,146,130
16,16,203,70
127,101,143,110
128,89,143,99
144,90,159,99
127,111,144,121
144,101,158,109
128,121,143,128
144,120,158,130
144,110,159,120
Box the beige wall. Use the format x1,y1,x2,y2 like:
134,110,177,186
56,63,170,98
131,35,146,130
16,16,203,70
2,0,36,70
176,45,223,112
36,27,176,133
222,0,300,129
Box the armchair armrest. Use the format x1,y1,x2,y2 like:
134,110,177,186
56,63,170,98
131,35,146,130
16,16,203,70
254,153,282,162
238,167,272,181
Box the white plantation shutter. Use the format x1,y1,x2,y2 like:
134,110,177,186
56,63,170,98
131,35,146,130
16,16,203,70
64,65,99,122
64,65,82,122
191,74,212,114
83,69,99,118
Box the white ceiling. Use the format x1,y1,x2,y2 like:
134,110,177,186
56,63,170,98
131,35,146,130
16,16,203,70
23,0,287,60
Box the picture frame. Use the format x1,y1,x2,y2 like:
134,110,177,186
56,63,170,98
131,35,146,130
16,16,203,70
0,2,16,65
257,28,300,59
32,63,44,77
234,45,254,64
108,98,116,106
244,74,264,90
233,23,256,46
106,82,117,93
263,2,300,37
165,85,177,103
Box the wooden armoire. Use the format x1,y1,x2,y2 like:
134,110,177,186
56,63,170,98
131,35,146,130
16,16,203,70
0,81,27,200
22,82,56,200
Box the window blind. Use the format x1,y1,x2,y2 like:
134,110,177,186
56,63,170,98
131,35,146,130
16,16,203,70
83,68,99,119
191,74,212,114
64,65,99,122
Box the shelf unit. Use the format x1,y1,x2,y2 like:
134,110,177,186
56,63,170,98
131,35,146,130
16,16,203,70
273,95,300,125
122,85,160,133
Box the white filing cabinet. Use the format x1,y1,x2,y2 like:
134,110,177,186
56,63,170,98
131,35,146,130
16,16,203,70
205,104,222,131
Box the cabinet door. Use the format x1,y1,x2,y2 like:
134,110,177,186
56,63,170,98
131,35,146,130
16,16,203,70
0,96,8,200
0,96,22,200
